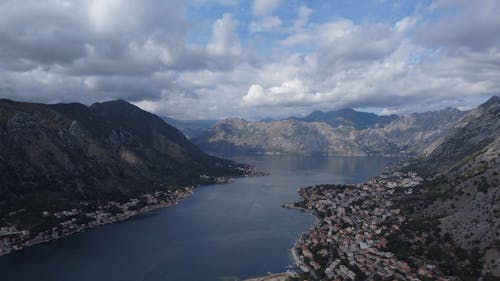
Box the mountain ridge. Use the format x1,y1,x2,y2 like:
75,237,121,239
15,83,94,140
297,107,399,129
194,107,467,157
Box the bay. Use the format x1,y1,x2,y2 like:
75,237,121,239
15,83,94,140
0,156,394,281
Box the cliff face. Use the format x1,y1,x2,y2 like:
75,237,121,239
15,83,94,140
194,108,466,157
0,99,246,214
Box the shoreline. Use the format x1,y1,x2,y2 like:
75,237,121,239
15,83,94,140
0,187,193,257
283,204,318,272
244,273,290,281
278,169,438,280
0,167,267,257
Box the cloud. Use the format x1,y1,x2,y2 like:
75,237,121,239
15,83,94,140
240,7,500,115
243,79,316,107
0,0,498,120
414,0,500,51
252,0,281,17
207,13,241,57
249,16,282,33
0,1,246,111
293,5,312,29
190,0,241,7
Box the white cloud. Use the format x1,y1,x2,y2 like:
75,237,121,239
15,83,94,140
281,19,356,46
249,16,282,33
293,5,312,29
207,13,241,56
252,0,281,17
243,79,325,107
394,16,418,33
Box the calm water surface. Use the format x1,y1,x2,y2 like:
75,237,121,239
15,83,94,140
0,156,394,281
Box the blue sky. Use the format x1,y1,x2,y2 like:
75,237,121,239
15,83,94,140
0,0,498,119
186,1,429,54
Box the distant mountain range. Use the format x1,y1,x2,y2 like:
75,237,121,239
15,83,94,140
192,107,466,157
161,116,217,139
0,99,249,232
297,107,398,129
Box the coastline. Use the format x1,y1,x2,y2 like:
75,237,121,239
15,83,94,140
245,204,320,281
284,204,319,274
276,169,446,280
244,273,290,281
0,166,267,257
0,187,194,257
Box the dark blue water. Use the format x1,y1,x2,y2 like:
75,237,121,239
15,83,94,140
0,156,393,281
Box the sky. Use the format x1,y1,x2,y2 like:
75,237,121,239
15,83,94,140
0,0,499,120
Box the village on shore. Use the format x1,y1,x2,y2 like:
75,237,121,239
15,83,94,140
0,187,194,256
0,164,266,257
282,170,452,281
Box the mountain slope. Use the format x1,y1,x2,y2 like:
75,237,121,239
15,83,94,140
0,99,248,219
396,96,500,278
161,116,216,139
357,108,466,155
423,96,500,173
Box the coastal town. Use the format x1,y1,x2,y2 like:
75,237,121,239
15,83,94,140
0,187,194,256
282,170,452,281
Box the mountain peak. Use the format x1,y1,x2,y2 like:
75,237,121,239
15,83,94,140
301,107,397,129
479,95,500,109
92,99,132,107
337,107,356,113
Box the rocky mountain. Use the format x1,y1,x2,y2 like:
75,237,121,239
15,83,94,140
161,116,216,139
0,99,249,225
298,107,398,129
357,107,466,155
194,118,366,156
395,96,500,278
423,96,500,173
194,108,466,157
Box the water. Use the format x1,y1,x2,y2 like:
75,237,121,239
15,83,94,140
0,156,393,281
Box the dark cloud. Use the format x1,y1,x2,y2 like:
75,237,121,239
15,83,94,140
414,0,500,51
0,2,88,68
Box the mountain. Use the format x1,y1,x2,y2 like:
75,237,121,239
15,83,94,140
299,107,398,129
356,107,466,155
193,118,366,156
423,97,500,173
161,116,216,139
194,108,465,157
394,96,500,278
0,99,249,231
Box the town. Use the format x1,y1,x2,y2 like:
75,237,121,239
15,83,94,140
284,171,451,280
